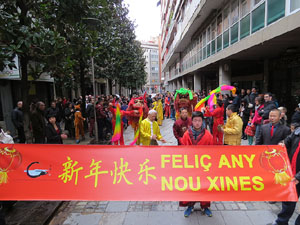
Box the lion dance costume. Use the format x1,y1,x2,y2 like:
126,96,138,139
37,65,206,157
126,96,149,144
174,88,197,120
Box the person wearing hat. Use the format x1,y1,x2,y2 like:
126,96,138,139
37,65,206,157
140,109,166,146
46,114,67,144
74,105,85,144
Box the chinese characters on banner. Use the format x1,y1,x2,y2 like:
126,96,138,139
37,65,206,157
0,144,297,201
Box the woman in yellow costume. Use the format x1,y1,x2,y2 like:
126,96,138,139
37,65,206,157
152,95,164,126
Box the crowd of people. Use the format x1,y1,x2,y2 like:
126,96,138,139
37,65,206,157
1,87,300,224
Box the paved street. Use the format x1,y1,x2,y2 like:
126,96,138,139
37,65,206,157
48,119,299,225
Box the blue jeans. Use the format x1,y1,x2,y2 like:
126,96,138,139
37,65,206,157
255,124,261,139
276,201,300,225
170,108,175,120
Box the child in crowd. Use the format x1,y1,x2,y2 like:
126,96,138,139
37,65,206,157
244,117,256,145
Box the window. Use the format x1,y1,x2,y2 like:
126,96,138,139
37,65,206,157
207,27,211,42
223,7,229,30
291,0,300,12
231,23,239,44
231,0,239,24
267,0,285,25
202,32,206,46
217,15,222,35
240,14,250,39
223,30,229,48
217,35,222,52
254,0,262,6
240,0,250,17
252,2,265,33
211,39,216,55
211,21,217,40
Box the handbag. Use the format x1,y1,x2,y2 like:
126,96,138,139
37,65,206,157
0,129,14,144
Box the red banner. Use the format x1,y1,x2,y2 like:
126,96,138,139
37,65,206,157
0,144,297,201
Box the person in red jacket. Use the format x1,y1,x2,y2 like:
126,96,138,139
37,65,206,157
172,108,192,145
205,99,224,145
164,93,171,118
180,111,213,217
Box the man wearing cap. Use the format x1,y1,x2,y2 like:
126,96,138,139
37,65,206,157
140,109,166,146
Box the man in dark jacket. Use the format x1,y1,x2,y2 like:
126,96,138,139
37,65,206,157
259,92,277,124
96,99,107,141
271,123,300,225
86,99,95,137
256,109,290,145
249,87,258,106
291,105,300,124
31,101,46,143
231,92,241,110
11,101,25,143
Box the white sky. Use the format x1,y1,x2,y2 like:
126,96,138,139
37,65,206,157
124,0,161,41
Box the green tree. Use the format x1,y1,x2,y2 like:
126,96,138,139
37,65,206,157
0,0,66,107
0,0,147,109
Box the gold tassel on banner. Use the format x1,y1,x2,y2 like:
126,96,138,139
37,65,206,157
0,171,8,184
274,171,291,186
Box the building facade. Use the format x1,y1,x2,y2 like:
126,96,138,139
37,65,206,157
142,38,161,93
161,0,300,116
0,56,55,134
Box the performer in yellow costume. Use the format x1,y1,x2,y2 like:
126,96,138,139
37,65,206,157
152,96,164,126
140,109,166,146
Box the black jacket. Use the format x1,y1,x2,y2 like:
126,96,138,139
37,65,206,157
46,122,63,144
291,111,300,124
232,95,241,110
31,110,46,138
249,93,258,105
258,101,277,120
12,107,24,128
284,127,300,194
45,107,60,121
86,103,95,119
256,123,291,145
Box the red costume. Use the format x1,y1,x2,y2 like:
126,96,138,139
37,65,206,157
126,96,149,144
172,117,192,145
179,127,213,209
205,106,224,145
164,96,171,118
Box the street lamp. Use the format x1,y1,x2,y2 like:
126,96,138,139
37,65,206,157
91,57,99,142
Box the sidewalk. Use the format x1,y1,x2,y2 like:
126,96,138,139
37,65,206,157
48,118,299,225
49,201,300,225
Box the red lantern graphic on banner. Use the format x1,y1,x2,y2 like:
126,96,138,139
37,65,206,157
0,147,22,184
260,148,291,186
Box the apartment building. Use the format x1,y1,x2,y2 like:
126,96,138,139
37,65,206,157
161,0,300,114
142,38,161,93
